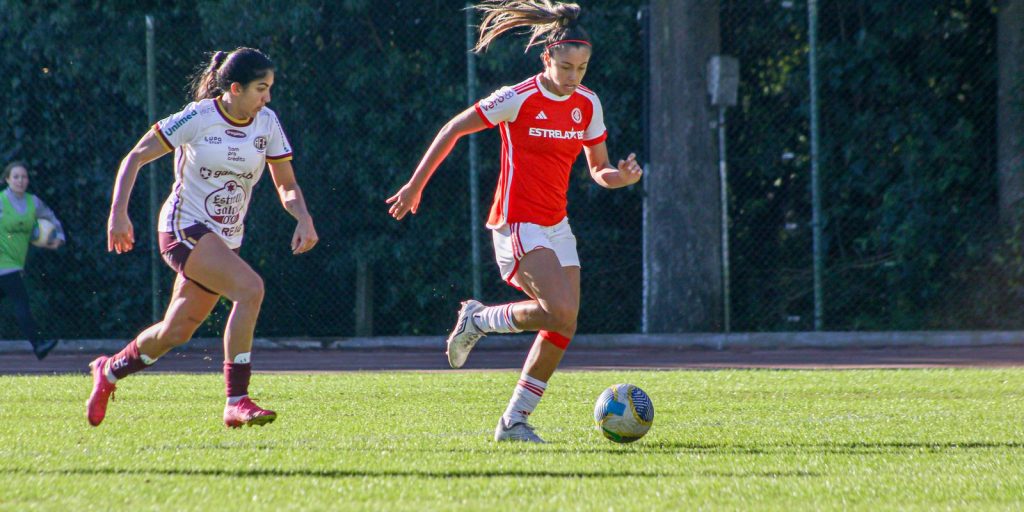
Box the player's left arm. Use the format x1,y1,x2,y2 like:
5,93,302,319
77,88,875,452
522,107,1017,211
268,160,318,255
583,142,644,189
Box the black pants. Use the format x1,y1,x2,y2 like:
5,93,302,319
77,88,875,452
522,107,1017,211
0,271,41,343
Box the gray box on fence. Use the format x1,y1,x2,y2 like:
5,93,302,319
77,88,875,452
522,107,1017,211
707,55,740,107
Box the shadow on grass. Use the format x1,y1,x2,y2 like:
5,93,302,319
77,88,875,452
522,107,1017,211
461,441,1024,456
165,440,1024,458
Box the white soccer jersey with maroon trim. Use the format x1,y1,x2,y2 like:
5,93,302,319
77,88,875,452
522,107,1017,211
154,98,292,249
475,74,606,229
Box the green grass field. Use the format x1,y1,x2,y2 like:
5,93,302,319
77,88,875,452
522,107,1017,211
1,369,1023,510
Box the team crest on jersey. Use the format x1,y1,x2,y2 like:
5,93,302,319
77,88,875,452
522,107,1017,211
253,136,267,152
205,180,246,225
571,107,583,123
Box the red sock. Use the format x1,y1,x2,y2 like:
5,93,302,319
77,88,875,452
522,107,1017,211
224,362,252,398
109,340,149,379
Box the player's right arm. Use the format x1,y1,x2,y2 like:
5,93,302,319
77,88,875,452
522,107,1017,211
386,107,488,221
108,130,171,253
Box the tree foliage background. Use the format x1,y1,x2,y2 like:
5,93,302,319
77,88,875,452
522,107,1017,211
0,0,1016,338
0,0,645,338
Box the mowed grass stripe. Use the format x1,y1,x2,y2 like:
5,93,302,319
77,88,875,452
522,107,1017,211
0,369,1022,511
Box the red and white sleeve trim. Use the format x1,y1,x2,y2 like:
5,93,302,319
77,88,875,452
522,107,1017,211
583,131,608,147
474,103,496,128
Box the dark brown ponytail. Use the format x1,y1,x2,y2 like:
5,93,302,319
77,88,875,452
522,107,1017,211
473,0,590,53
188,48,273,101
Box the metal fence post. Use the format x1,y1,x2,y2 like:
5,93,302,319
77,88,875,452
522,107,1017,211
465,4,482,300
145,14,160,323
807,0,824,331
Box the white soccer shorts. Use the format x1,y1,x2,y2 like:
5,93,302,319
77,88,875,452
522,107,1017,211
491,217,580,290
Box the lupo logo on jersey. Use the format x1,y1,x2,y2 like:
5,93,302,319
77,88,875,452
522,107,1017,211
571,107,583,124
253,136,267,152
225,129,247,138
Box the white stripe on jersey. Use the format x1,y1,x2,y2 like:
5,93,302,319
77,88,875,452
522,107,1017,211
500,121,515,228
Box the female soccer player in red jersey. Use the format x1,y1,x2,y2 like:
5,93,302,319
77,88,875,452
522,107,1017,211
88,47,318,428
387,0,643,442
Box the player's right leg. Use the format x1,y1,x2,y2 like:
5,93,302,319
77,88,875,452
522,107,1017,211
182,234,275,428
446,222,578,368
86,274,219,426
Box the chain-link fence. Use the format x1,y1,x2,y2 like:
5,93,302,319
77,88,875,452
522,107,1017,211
1,1,645,340
722,0,1011,331
0,1,1019,340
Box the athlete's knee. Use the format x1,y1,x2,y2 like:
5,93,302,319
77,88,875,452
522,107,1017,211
158,317,202,347
234,274,265,306
543,301,578,334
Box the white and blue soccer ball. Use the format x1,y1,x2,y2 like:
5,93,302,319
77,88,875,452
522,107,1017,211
593,383,654,443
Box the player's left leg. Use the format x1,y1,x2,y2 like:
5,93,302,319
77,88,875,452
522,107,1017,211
0,272,55,360
182,234,274,427
494,259,579,443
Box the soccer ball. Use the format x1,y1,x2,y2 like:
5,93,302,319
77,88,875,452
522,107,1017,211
31,219,57,248
593,383,654,443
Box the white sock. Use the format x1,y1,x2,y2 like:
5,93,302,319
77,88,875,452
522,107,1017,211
103,364,117,384
227,394,248,405
502,373,547,425
473,304,522,334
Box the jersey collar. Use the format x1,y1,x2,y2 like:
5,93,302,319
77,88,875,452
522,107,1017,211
534,74,573,102
215,98,255,127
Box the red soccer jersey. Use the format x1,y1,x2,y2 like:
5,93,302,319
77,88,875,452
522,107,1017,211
475,74,607,228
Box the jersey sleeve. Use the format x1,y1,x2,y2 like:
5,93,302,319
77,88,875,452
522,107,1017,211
153,102,202,151
475,86,524,128
266,110,294,163
582,94,607,147
33,196,66,242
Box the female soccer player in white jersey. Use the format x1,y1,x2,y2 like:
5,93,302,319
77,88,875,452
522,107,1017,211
387,0,643,442
87,47,318,428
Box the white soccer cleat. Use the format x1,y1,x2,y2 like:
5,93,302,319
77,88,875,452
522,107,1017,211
445,300,486,369
494,417,545,443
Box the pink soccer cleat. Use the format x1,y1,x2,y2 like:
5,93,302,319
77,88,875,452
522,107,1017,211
85,356,116,426
223,397,277,428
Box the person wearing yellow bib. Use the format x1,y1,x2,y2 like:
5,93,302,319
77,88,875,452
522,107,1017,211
1,161,65,360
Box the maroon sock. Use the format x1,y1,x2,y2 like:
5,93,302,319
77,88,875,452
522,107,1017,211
224,362,252,398
109,340,150,379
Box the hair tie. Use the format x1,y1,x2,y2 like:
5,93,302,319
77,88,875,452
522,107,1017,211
545,39,592,50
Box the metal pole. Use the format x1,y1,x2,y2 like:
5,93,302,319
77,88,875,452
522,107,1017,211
718,106,731,333
145,15,160,323
466,4,482,299
808,0,824,330
638,5,650,335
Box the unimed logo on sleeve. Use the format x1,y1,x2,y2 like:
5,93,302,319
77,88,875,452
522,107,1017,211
165,110,198,137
